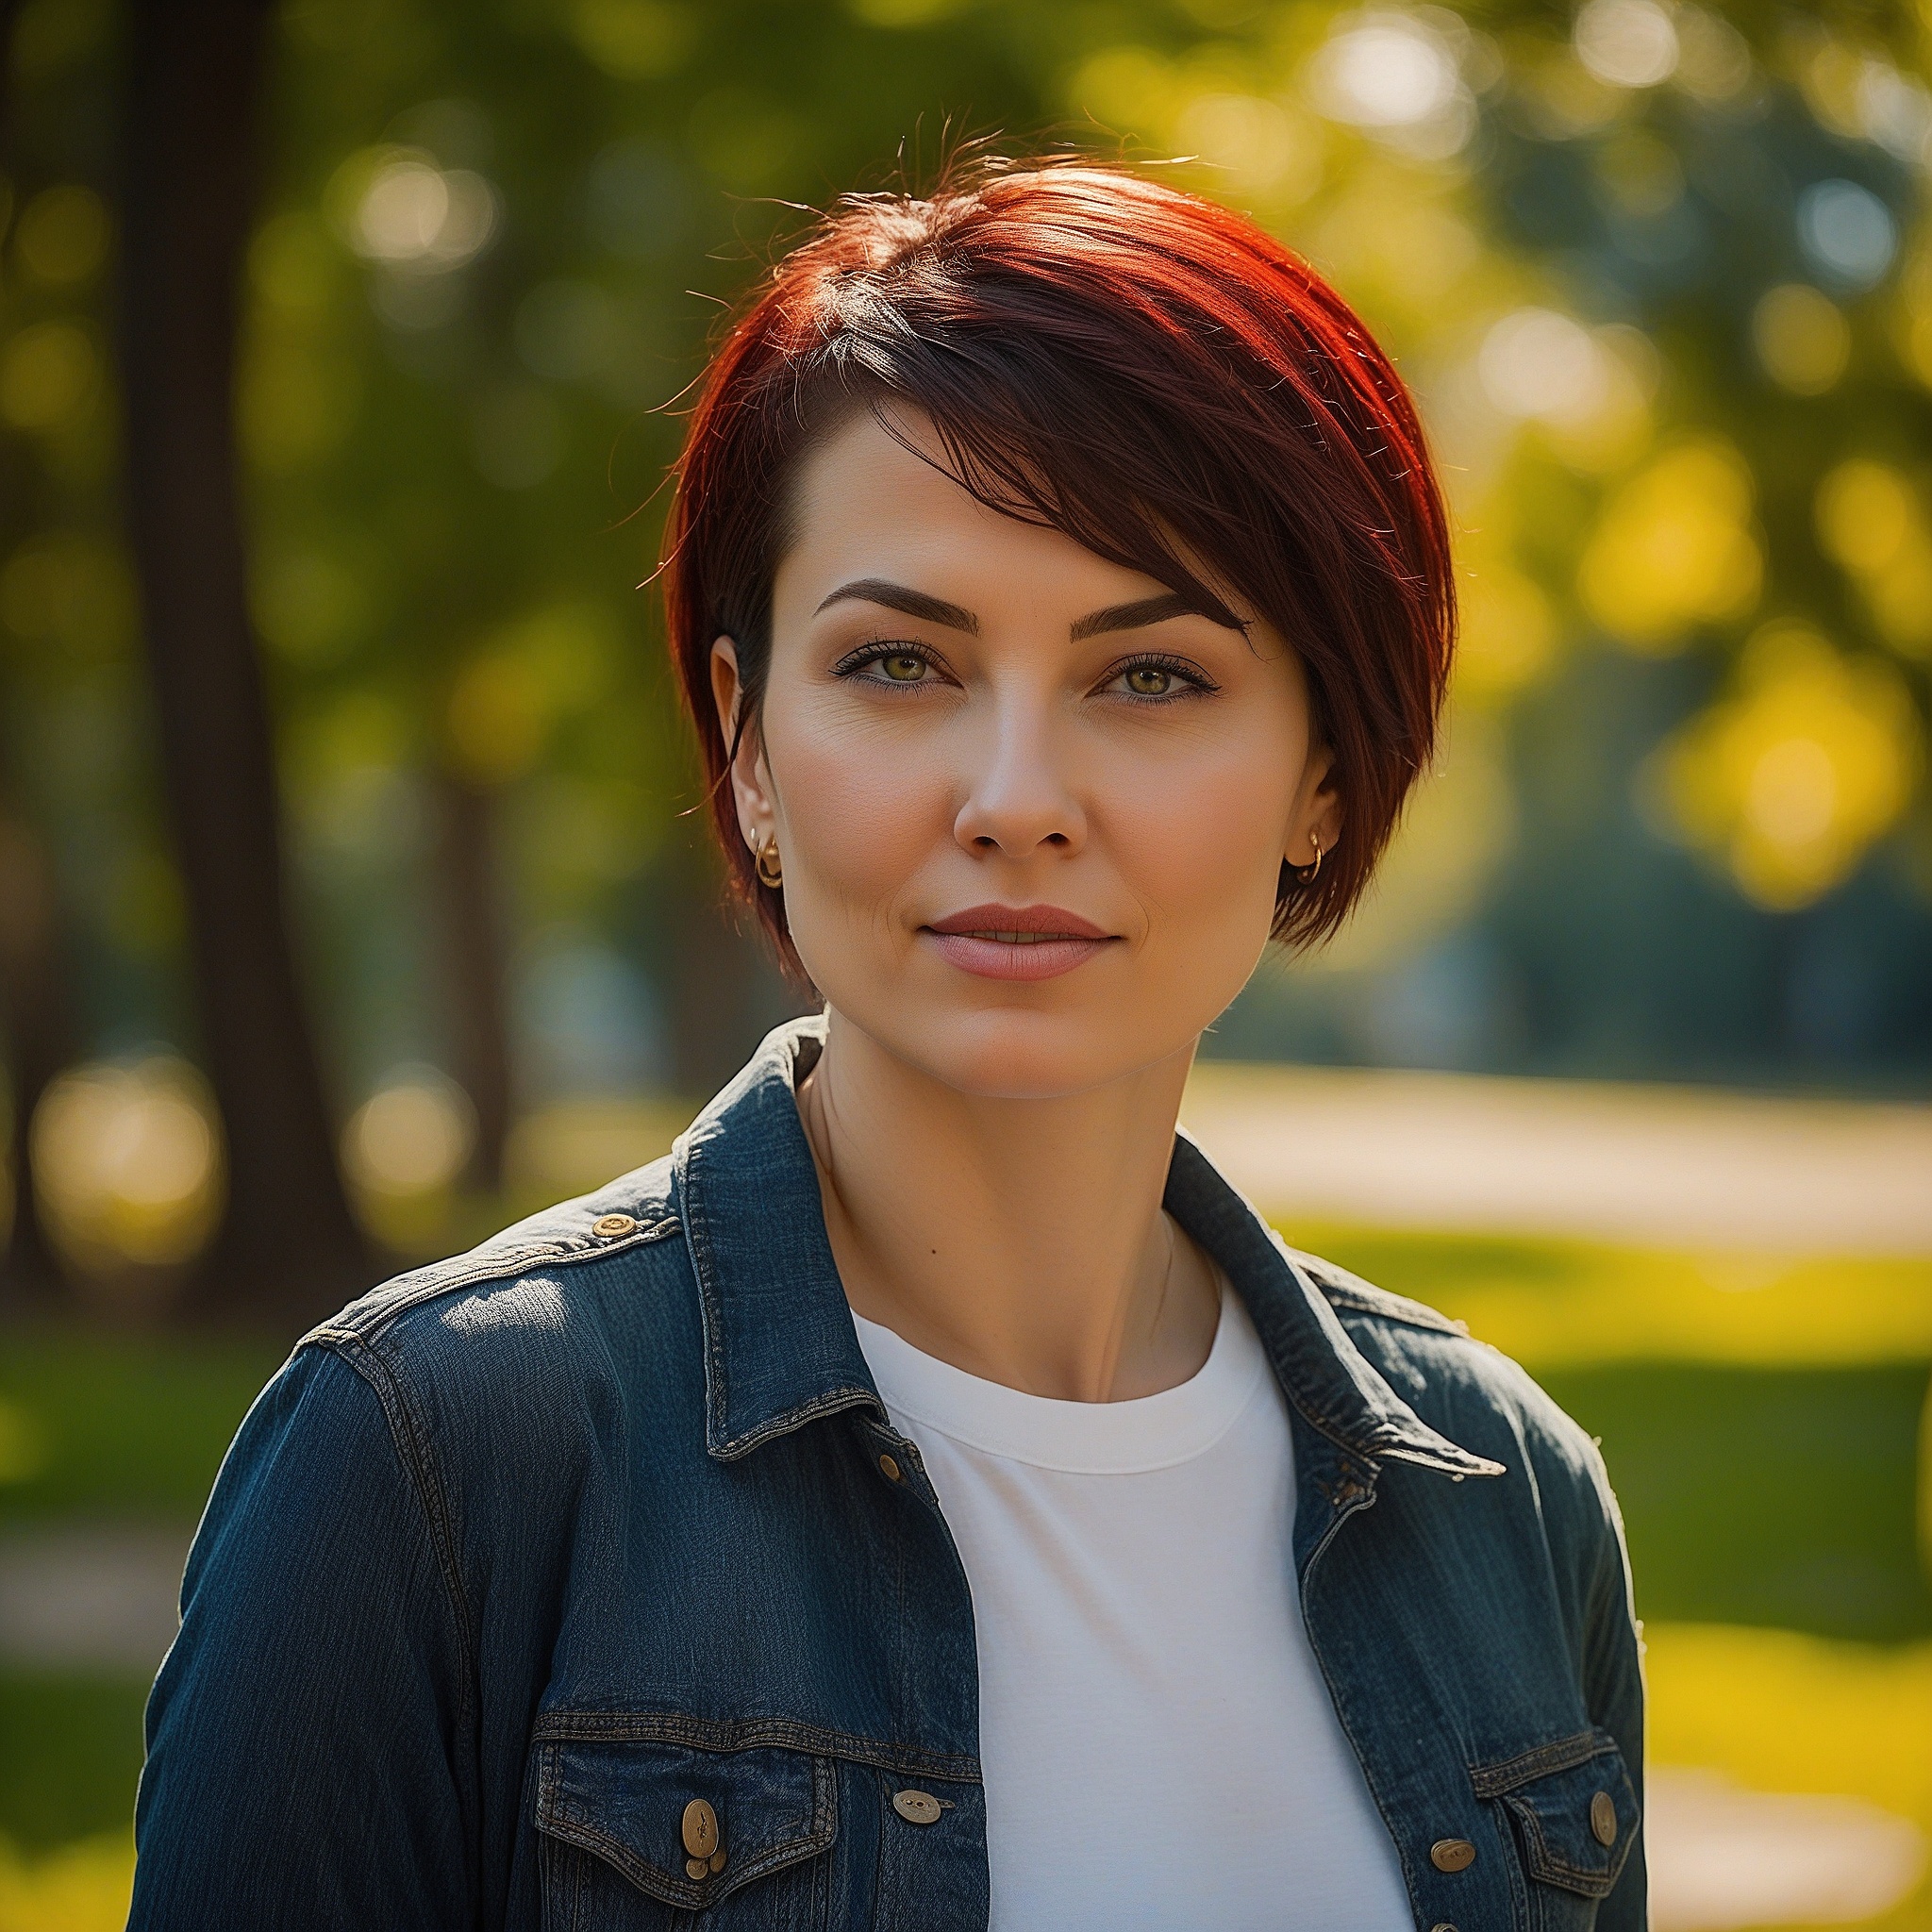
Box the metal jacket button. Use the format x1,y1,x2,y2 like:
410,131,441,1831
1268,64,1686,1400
592,1213,637,1238
877,1454,903,1482
892,1789,942,1824
1430,1838,1476,1873
1591,1790,1618,1845
682,1797,719,1860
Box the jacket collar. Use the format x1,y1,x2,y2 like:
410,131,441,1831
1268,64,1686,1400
1161,1132,1502,1478
674,1016,880,1460
675,1016,1497,1478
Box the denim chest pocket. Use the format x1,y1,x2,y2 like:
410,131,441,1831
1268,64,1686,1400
534,1737,836,1931
1472,1728,1641,1931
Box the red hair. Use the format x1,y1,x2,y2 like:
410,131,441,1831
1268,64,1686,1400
662,159,1455,974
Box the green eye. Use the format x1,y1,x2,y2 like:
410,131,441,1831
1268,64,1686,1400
1124,665,1173,696
880,653,927,682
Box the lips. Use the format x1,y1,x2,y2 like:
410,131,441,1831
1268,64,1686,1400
921,904,1117,981
926,904,1110,941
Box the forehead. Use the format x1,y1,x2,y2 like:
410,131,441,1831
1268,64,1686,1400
774,408,1174,625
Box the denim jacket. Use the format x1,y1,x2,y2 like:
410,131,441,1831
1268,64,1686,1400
132,1017,1644,1931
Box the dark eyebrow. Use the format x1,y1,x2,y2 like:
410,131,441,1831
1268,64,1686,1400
814,578,978,634
1070,591,1243,641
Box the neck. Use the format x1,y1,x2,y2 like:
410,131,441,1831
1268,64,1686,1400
794,1008,1220,1402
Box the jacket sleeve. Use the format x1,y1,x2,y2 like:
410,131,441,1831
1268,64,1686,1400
1580,1444,1647,1932
129,1341,475,1930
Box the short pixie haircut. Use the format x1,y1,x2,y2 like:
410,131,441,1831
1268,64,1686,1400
663,159,1454,972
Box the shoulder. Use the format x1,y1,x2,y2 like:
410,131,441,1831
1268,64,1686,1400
1288,1242,1612,1504
193,1160,707,1653
296,1155,696,1441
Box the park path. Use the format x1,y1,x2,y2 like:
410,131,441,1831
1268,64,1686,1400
0,1524,186,1674
1182,1062,1932,1255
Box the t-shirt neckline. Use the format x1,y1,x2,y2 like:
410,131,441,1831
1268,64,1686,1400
853,1288,1269,1475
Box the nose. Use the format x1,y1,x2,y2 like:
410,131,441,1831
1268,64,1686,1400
952,692,1086,858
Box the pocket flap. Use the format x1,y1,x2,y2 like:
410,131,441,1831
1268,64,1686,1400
1471,1728,1640,1899
536,1737,836,1909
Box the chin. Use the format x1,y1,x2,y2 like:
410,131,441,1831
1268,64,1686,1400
880,1000,1199,1103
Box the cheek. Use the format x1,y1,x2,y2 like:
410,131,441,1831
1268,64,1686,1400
763,700,947,911
1104,728,1296,938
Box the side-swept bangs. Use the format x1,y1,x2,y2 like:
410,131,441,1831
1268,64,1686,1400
662,159,1455,976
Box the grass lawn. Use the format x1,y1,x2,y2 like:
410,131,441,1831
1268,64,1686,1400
0,1328,285,1525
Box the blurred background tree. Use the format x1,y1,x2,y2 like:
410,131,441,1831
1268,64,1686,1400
0,0,1925,1318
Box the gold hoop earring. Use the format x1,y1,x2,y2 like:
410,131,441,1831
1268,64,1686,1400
755,838,784,890
1300,837,1324,883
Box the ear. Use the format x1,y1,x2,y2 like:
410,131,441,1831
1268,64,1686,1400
1287,745,1343,869
709,637,775,851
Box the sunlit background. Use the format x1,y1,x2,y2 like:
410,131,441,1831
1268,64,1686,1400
0,0,1929,1924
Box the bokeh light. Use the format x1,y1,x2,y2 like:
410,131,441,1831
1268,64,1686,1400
0,321,98,433
14,184,110,286
1574,0,1679,91
1653,623,1923,910
1306,9,1474,159
28,1058,225,1304
1479,308,1609,425
350,158,497,269
1667,6,1751,102
341,1065,476,1249
1175,92,1320,200
1752,284,1852,395
1815,458,1932,658
566,0,697,78
1797,178,1899,292
1455,558,1558,700
1579,439,1762,650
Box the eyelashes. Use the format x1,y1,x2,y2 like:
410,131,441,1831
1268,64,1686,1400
830,638,1222,703
1092,649,1222,702
829,639,946,684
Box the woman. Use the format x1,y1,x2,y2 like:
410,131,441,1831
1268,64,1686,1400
132,160,1643,1931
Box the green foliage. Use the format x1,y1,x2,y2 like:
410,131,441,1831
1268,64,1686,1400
7,0,1932,1114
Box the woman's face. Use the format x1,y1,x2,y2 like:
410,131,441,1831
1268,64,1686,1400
712,408,1339,1100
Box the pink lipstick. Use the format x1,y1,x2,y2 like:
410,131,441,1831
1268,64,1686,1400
922,904,1119,981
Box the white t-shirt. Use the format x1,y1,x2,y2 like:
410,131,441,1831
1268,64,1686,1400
854,1290,1415,1932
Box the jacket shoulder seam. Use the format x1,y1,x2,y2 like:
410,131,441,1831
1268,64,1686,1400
308,1214,682,1347
1302,1269,1470,1339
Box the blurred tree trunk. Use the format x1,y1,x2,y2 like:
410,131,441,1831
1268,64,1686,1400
435,772,511,1193
0,0,74,1307
0,797,73,1302
117,0,369,1326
